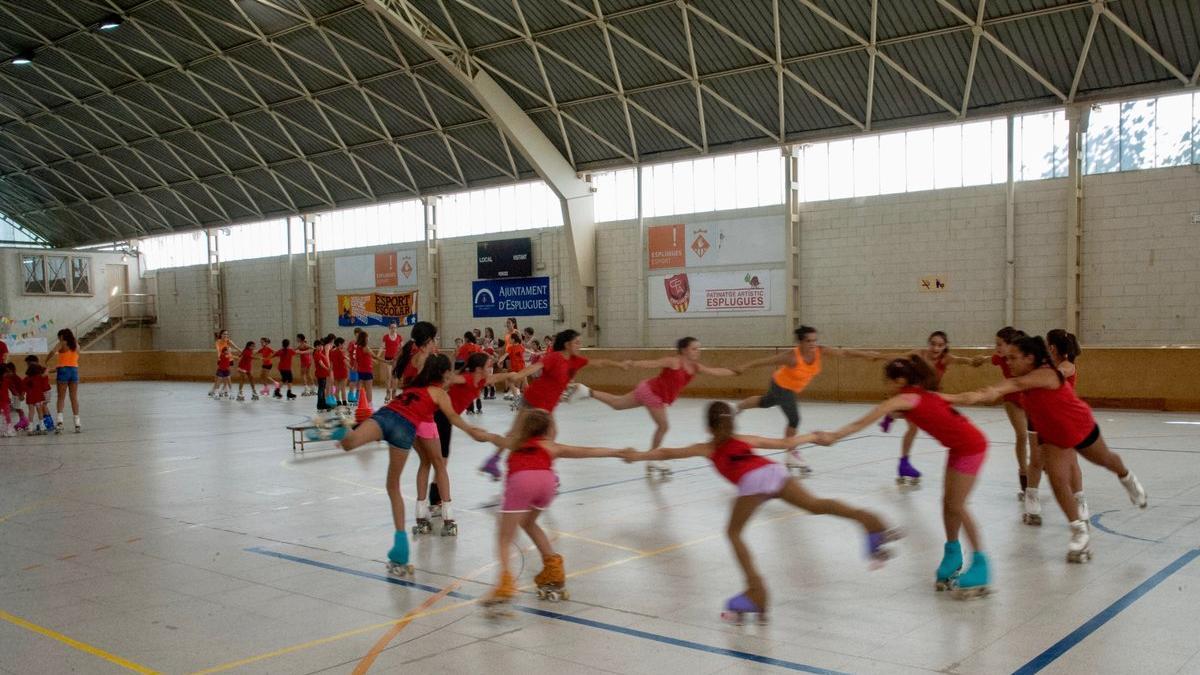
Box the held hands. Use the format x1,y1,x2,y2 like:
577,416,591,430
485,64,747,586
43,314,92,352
617,448,646,463
811,431,838,446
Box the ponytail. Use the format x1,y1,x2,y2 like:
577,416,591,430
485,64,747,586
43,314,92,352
706,401,736,446
393,321,437,382
1013,335,1062,382
884,356,937,390
1046,329,1081,363
512,408,553,452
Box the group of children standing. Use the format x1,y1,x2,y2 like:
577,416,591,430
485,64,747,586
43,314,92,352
0,329,83,436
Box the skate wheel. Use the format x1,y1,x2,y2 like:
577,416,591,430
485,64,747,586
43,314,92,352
1067,551,1092,564
441,524,458,537
953,586,991,600
1022,514,1042,526
720,611,745,625
386,562,414,577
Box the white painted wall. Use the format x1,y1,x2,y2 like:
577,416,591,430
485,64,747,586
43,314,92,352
112,165,1200,351
0,248,142,345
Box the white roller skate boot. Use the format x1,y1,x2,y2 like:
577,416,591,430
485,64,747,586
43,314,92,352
73,416,81,434
1119,472,1147,508
439,502,457,537
1022,488,1042,526
645,460,672,479
1075,492,1089,521
1067,520,1091,563
786,449,813,477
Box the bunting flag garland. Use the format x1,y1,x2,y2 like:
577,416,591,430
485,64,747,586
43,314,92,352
0,314,52,342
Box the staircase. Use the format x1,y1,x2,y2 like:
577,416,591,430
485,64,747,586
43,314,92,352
75,294,157,351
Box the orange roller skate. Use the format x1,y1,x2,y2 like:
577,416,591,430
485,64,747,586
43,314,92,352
482,572,517,617
535,553,569,602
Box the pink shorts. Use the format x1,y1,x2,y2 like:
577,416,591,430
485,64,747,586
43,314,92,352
947,450,987,476
632,380,666,409
416,421,439,439
501,469,557,512
736,463,790,497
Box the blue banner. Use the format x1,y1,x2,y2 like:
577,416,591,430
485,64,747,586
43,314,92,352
472,277,550,318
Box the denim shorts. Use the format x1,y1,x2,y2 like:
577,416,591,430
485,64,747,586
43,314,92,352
357,371,373,381
56,366,79,384
349,371,359,383
371,407,416,450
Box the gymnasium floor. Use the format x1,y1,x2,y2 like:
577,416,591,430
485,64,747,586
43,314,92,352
1,382,1198,675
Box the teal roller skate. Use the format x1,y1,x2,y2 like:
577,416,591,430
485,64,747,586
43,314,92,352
304,409,351,441
935,540,963,591
953,552,990,599
385,530,414,577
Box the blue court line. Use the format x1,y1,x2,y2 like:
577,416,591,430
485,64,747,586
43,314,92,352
1089,510,1161,543
246,546,847,675
1011,547,1200,675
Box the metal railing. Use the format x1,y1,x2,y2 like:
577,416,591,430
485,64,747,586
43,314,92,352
74,294,157,350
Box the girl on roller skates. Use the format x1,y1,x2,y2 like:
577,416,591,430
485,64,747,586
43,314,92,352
330,337,350,406
622,401,901,624
889,331,986,485
394,323,456,537
814,356,991,598
478,408,632,610
22,357,52,434
257,338,279,397
1022,329,1087,527
943,335,1147,564
427,353,508,515
353,331,379,406
296,334,314,396
235,341,257,401
338,347,488,576
313,337,332,411
570,336,739,479
381,322,403,403
477,329,626,480
2,362,28,434
214,346,234,399
991,327,1032,499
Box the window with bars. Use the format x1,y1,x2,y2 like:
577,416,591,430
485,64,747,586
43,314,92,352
21,254,92,296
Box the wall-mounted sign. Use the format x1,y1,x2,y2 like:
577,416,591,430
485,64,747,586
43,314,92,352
648,269,781,319
477,237,533,279
337,291,418,327
334,249,418,290
647,216,785,269
472,276,550,318
919,275,948,292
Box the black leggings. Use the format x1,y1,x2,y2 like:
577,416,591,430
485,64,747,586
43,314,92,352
429,410,453,505
316,377,328,410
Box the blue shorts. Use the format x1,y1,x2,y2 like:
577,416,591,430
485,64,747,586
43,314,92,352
216,369,231,378
57,366,79,384
371,407,416,450
349,371,359,383
357,371,373,381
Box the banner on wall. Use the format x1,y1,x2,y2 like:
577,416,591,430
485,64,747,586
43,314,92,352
334,249,418,290
1,338,48,354
337,291,418,327
472,277,550,318
648,269,782,319
647,216,785,269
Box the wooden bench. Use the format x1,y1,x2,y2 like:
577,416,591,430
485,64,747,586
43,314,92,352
287,424,335,454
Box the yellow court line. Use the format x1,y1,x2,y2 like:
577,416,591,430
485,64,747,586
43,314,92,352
0,609,159,675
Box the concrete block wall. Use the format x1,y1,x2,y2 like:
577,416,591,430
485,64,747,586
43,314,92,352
797,186,1007,347
1013,177,1069,335
1080,166,1200,345
595,220,641,347
151,266,211,350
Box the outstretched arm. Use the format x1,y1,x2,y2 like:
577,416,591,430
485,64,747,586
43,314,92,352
825,347,886,360
821,395,916,443
734,433,818,450
624,356,679,370
696,363,739,377
736,351,791,371
431,389,489,441
508,361,544,381
946,354,985,367
622,442,711,463
44,340,63,364
550,443,635,459
587,358,629,369
941,369,1057,406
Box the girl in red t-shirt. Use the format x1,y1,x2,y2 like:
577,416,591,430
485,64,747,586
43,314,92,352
23,358,52,434
818,356,991,598
426,353,509,512
353,331,379,406
295,334,314,397
0,362,15,436
2,363,27,432
330,337,350,406
991,326,1031,498
215,346,234,399
622,401,899,624
312,337,332,410
257,338,279,396
944,335,1146,564
1024,329,1086,527
476,408,630,609
236,341,258,401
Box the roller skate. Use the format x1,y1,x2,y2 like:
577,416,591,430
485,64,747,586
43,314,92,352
1075,492,1089,521
2,425,15,438
304,409,351,441
482,572,517,617
953,552,991,599
535,553,569,601
260,387,270,396
438,502,457,536
45,416,57,434
73,416,81,434
1022,488,1042,526
479,454,502,481
720,592,766,625
411,518,433,536
273,388,282,399
14,417,29,433
236,394,245,401
645,461,672,479
1067,519,1092,563
286,391,297,400
786,450,813,477
879,414,894,433
935,540,963,591
867,528,903,569
1018,473,1028,502
251,393,260,401
896,457,921,486
508,393,523,411
385,530,414,577
562,383,588,403
1119,472,1147,508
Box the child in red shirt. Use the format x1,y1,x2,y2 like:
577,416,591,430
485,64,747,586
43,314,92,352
276,339,297,400
313,336,331,410
257,338,279,395
215,347,233,399
2,363,26,432
23,357,52,434
330,337,350,406
236,341,257,401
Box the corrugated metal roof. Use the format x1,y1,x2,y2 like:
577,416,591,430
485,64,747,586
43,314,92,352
1,0,1197,246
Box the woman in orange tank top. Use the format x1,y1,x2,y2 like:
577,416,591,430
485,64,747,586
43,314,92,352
573,337,737,479
46,329,82,433
734,326,883,476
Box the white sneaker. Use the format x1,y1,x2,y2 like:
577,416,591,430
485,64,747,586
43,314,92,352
1119,473,1147,508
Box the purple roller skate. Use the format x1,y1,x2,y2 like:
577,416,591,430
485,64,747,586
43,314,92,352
896,457,921,486
879,414,894,433
479,453,502,481
720,592,766,625
867,528,904,569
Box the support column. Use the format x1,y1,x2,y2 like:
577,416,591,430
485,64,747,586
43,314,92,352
1065,105,1090,334
636,165,647,346
205,229,224,333
422,197,443,331
1005,114,1016,327
303,214,319,336
785,146,802,330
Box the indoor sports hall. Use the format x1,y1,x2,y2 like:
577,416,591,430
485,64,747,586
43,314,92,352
1,2,1198,674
